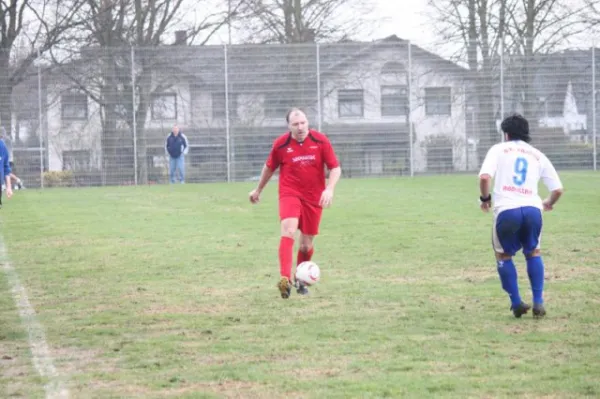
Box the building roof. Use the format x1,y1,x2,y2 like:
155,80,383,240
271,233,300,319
527,49,598,117
55,35,468,93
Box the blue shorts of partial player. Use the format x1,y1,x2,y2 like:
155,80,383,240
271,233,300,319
492,206,542,256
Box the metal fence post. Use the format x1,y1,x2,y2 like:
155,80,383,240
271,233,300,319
37,48,44,188
316,43,322,131
593,45,597,171
408,40,414,177
131,46,138,185
224,44,231,183
500,34,505,142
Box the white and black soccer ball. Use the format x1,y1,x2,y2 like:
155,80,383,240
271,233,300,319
295,261,321,286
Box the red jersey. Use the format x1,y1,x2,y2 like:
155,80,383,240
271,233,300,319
265,130,340,205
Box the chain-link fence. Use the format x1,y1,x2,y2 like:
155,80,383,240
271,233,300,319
5,38,599,188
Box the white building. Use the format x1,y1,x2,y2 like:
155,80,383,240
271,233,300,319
14,35,471,184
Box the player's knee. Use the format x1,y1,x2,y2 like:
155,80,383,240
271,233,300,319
280,221,297,237
495,252,512,261
299,242,313,253
281,227,296,237
525,249,541,258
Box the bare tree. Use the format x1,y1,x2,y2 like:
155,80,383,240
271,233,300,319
503,0,588,119
53,0,239,184
0,0,83,145
427,0,586,162
427,0,509,162
235,0,379,44
583,0,600,29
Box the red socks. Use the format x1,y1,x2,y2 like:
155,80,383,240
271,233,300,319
279,237,315,280
297,247,314,265
279,236,295,280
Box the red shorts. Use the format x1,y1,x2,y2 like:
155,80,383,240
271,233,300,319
279,196,323,236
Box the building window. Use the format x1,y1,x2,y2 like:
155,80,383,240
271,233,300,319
338,89,364,117
425,87,452,116
264,93,295,119
381,61,406,79
63,150,90,171
212,92,238,119
381,85,408,117
151,93,177,120
61,94,88,120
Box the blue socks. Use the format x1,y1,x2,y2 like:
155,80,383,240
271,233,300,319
526,256,545,305
497,257,545,307
497,259,522,308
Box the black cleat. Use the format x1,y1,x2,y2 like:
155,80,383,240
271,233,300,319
277,277,292,299
296,282,309,296
511,302,531,318
533,304,546,318
293,279,310,296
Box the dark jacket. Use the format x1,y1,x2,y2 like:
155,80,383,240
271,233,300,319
165,132,189,158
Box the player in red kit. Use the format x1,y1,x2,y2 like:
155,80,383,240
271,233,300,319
248,108,342,299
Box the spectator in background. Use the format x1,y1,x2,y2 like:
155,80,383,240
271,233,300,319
165,124,189,184
0,127,23,190
0,137,12,206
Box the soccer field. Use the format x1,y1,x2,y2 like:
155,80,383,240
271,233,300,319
1,172,599,398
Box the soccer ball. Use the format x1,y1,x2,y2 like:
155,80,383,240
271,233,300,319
295,261,320,286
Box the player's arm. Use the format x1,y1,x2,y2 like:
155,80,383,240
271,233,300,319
326,166,341,191
477,146,498,211
319,137,341,207
479,174,492,199
255,163,275,193
249,145,279,203
323,137,341,190
540,155,564,210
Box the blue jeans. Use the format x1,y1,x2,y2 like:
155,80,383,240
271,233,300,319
169,156,185,183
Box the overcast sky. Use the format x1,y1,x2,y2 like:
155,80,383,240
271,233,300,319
204,0,597,61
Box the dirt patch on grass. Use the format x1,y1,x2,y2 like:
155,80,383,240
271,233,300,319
164,381,284,398
502,318,571,335
142,303,231,316
0,353,33,379
52,346,119,375
0,338,41,397
71,379,297,399
457,267,496,283
546,265,600,282
282,367,342,379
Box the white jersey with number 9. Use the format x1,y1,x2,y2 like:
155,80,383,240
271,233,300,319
478,140,563,215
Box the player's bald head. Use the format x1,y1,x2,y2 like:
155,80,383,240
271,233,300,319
286,107,309,141
286,108,306,123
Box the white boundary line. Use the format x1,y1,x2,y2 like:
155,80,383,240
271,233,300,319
0,235,69,398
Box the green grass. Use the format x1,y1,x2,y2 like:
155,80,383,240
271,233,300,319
1,172,599,398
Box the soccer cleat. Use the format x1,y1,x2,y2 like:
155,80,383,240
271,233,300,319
277,277,292,299
533,304,546,318
510,302,531,318
296,282,309,296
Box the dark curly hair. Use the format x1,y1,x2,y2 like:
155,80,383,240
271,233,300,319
500,113,531,143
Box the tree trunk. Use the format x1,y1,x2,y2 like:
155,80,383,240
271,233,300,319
476,70,498,163
100,62,121,185
135,89,150,185
0,53,12,138
522,0,537,124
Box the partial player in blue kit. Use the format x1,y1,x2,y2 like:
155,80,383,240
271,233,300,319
478,114,564,318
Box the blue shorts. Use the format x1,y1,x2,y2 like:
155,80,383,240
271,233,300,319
492,206,542,256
